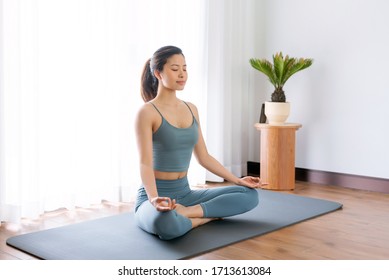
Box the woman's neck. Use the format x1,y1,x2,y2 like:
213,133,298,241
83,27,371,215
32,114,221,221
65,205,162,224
155,88,180,105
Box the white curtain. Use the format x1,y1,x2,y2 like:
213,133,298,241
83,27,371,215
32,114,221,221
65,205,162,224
203,0,261,182
0,0,261,223
0,0,207,222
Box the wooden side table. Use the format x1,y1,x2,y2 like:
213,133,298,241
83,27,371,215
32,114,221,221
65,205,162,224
254,123,302,190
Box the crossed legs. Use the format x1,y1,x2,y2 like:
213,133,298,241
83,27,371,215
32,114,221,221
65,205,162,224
135,185,259,240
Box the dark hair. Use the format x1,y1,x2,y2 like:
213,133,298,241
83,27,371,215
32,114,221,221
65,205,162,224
140,46,184,102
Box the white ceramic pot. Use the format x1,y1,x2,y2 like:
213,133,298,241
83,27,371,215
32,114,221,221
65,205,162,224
264,101,290,125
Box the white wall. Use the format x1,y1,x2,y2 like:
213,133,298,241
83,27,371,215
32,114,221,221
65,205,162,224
249,0,389,179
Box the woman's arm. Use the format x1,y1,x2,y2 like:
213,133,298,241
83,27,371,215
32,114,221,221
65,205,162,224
135,105,176,211
190,103,262,189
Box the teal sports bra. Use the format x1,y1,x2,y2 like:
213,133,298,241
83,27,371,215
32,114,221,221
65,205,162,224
150,101,199,172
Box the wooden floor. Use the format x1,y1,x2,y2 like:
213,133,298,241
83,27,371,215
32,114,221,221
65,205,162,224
1,181,389,260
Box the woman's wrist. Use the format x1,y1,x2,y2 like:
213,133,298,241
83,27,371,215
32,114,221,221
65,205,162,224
148,195,159,205
232,177,242,185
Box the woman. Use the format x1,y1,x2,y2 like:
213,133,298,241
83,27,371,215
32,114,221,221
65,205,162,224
135,46,262,240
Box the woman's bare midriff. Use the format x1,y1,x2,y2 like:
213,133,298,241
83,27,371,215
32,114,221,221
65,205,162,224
154,170,188,180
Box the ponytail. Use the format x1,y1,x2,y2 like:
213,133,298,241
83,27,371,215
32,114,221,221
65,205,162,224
140,59,158,102
140,46,184,103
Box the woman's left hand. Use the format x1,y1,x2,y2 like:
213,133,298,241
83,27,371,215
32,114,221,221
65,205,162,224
237,176,267,188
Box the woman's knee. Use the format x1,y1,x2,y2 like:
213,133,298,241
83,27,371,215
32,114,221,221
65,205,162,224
243,187,259,210
153,211,191,240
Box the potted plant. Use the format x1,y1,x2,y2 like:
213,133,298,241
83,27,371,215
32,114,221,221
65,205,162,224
249,52,313,124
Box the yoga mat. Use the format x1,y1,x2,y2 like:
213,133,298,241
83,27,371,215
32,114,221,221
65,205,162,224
6,189,342,260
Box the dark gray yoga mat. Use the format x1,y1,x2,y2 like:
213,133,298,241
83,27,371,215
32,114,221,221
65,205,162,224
6,189,342,260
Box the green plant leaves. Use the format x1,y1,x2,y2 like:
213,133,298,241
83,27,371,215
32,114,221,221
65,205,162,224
250,52,313,95
249,58,277,88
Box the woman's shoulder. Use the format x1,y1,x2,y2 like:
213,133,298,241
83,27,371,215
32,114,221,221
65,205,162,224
182,100,200,122
136,102,159,122
182,100,198,113
138,102,157,113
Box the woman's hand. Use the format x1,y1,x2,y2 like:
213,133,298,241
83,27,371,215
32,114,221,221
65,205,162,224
237,176,267,189
150,197,177,212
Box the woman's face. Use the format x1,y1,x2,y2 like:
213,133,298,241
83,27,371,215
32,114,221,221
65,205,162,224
156,54,187,91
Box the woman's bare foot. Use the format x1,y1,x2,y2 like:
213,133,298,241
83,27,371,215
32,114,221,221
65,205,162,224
175,203,221,228
175,203,203,218
190,217,218,228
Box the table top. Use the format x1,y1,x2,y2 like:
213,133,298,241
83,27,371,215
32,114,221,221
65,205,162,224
254,123,302,130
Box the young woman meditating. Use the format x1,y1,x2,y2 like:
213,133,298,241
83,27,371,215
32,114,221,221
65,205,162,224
135,46,263,240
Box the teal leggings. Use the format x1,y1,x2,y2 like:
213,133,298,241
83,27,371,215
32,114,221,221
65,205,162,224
134,176,259,240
